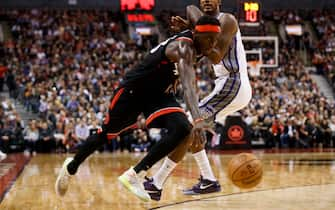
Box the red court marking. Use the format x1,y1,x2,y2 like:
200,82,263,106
0,153,31,202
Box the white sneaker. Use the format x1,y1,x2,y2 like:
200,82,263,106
0,151,7,161
55,157,73,196
118,167,151,202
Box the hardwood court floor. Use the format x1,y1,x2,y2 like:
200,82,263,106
1,150,335,210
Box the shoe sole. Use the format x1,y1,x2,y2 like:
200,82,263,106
118,175,150,202
183,190,199,195
183,188,221,195
55,157,73,196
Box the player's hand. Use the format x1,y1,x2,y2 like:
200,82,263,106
170,16,190,33
190,118,209,147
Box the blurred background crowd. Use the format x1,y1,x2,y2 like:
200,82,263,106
0,8,334,155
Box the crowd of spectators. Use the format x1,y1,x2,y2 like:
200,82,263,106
0,9,156,154
240,10,335,149
242,45,335,149
0,9,334,155
0,98,25,153
311,10,335,90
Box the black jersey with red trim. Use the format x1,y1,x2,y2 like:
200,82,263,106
120,30,194,95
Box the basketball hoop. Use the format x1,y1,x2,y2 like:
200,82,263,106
242,36,279,69
247,60,262,77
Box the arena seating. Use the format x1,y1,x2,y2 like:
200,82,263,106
0,9,334,154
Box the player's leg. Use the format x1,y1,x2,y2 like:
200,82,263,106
143,77,233,197
119,103,192,201
185,73,252,195
147,78,231,196
143,134,191,200
145,76,245,196
136,111,192,172
181,138,221,195
146,126,220,196
55,88,141,196
119,111,192,201
183,75,244,194
143,115,191,201
55,131,109,196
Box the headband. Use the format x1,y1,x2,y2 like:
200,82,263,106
195,24,221,33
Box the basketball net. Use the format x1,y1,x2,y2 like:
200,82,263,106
247,60,262,77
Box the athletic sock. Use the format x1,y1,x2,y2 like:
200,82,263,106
193,149,216,181
152,157,177,189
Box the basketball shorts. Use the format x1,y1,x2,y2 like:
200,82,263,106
102,87,188,139
199,72,252,123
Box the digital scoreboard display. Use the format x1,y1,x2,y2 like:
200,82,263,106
121,0,155,11
239,1,261,26
126,14,155,23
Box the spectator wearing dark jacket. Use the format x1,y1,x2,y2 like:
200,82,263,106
37,121,56,153
280,118,298,148
0,120,15,153
6,69,17,98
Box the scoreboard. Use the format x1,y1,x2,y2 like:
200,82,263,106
120,0,155,11
239,1,261,26
120,0,157,36
120,0,156,24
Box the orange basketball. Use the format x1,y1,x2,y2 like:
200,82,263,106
227,153,263,189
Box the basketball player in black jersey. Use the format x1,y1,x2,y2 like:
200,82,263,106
55,15,221,201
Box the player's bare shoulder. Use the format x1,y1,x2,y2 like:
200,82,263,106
218,13,238,35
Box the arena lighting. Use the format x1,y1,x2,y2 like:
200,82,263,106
285,25,303,36
121,0,155,11
135,27,152,35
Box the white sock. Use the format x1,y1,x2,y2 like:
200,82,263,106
193,150,216,181
152,158,177,189
128,167,137,175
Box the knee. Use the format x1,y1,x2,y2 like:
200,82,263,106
172,120,192,140
147,112,192,145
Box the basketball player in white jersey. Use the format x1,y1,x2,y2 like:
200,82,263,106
143,0,252,200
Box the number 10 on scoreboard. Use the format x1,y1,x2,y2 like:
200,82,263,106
244,2,259,22
239,1,261,26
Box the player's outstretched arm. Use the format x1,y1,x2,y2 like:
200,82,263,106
165,40,201,120
166,39,207,144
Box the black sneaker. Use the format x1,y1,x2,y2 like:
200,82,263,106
183,176,221,195
143,177,162,201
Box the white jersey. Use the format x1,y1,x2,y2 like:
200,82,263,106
199,13,252,124
213,13,247,77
